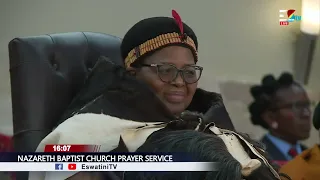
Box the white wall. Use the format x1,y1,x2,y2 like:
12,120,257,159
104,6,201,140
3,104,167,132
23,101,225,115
0,0,319,145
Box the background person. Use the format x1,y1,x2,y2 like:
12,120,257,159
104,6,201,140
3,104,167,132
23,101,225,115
248,73,311,164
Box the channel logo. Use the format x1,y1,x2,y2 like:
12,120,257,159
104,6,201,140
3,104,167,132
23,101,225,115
68,163,77,170
279,9,301,26
55,164,63,170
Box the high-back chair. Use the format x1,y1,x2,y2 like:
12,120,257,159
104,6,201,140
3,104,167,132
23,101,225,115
8,32,122,180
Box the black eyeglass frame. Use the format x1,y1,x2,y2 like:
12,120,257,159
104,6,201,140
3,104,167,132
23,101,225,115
268,101,312,115
139,63,203,84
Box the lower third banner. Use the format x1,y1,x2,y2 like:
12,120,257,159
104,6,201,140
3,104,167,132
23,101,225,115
0,162,218,171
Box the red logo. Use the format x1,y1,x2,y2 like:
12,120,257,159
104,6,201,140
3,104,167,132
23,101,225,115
68,163,77,170
287,9,295,18
280,21,289,26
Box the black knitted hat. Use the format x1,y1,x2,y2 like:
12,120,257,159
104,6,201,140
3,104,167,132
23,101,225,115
121,10,198,68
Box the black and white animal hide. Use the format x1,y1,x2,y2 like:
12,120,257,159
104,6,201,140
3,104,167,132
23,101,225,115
29,57,284,180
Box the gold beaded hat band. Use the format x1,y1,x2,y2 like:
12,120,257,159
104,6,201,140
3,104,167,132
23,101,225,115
121,10,198,68
124,32,197,68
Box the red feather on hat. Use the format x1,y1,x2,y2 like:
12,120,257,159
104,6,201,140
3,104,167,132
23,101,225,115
172,10,184,35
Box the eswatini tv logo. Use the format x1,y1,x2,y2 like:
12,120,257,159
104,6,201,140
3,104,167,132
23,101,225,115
279,9,302,26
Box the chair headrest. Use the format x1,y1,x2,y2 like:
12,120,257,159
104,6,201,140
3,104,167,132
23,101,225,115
9,32,122,153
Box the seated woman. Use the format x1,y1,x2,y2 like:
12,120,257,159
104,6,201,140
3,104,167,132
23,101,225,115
279,102,320,180
29,10,280,180
248,73,311,165
56,10,234,131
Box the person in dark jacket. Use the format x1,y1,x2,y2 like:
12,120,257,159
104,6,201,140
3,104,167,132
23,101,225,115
248,73,311,165
279,102,320,180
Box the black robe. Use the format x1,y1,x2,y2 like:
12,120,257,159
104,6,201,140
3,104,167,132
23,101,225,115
53,58,236,180
41,57,286,180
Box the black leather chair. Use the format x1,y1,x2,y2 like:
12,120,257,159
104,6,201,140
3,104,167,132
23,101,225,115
8,32,122,180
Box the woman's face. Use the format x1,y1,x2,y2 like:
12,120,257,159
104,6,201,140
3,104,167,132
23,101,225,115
271,84,311,142
134,46,198,115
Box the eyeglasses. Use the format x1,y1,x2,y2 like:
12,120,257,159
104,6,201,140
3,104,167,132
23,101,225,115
272,101,312,115
139,63,203,84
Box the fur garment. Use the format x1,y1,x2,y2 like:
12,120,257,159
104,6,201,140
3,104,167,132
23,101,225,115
29,58,282,180
29,112,281,180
